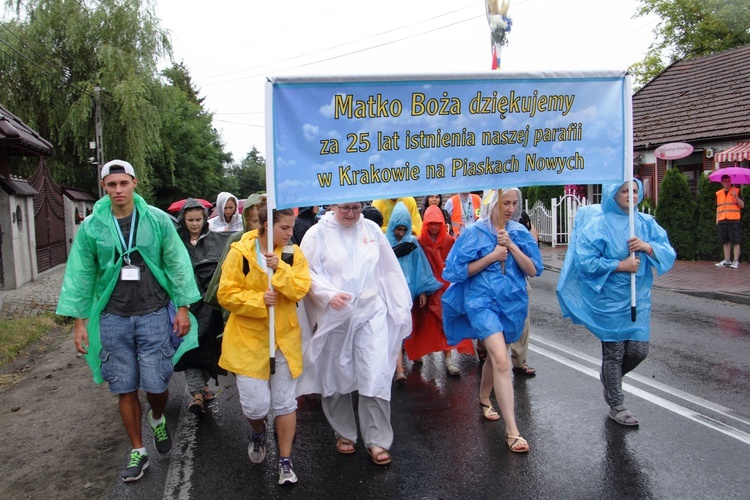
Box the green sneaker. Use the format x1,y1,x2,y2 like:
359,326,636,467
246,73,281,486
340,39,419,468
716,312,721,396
148,411,172,454
121,450,149,482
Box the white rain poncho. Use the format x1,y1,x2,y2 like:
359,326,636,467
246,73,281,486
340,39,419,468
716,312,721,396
296,210,412,400
442,188,542,345
208,191,243,232
556,179,676,342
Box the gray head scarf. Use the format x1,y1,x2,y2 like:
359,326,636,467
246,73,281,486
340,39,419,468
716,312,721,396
479,187,523,230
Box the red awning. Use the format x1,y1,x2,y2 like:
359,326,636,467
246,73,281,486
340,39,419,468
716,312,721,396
715,141,750,164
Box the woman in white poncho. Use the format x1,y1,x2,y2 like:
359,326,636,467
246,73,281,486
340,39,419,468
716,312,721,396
297,201,412,465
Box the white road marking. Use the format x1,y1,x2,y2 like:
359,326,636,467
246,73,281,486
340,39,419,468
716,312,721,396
531,340,750,445
162,391,198,500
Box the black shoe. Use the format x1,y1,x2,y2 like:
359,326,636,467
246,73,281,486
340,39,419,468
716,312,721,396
149,411,172,454
121,450,149,482
512,365,536,377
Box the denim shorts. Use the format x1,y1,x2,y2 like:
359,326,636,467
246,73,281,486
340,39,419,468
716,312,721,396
99,307,175,394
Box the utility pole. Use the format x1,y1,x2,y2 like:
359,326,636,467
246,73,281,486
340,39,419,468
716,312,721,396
94,86,105,198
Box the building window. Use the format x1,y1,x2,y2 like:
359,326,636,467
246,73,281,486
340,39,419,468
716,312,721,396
590,184,602,204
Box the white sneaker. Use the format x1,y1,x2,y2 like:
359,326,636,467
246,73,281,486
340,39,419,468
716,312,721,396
446,361,460,376
715,260,731,267
730,260,739,269
278,458,298,485
248,423,266,464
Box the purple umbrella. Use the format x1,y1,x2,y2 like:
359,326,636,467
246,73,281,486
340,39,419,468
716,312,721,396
708,167,750,185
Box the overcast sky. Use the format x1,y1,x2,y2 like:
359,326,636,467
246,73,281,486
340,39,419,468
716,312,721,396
155,0,658,163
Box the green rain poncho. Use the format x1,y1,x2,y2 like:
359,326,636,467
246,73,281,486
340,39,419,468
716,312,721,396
56,193,201,384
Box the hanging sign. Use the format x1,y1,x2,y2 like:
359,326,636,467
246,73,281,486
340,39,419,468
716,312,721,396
654,142,694,160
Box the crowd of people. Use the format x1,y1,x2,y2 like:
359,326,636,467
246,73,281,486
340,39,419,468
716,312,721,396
57,159,676,485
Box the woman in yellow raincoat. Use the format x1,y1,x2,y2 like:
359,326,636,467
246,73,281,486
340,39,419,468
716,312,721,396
218,207,311,485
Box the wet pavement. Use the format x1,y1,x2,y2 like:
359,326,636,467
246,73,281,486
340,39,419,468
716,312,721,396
6,249,746,498
1,245,749,320
110,279,750,499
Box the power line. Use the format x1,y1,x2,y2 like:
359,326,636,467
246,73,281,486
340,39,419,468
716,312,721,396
569,18,659,68
0,36,58,79
213,119,264,128
0,20,71,80
203,13,482,87
201,3,479,82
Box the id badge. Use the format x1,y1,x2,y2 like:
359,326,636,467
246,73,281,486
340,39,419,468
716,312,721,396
120,264,141,281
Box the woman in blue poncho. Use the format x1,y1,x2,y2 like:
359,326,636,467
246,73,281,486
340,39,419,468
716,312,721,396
386,202,442,382
557,179,675,426
442,188,542,453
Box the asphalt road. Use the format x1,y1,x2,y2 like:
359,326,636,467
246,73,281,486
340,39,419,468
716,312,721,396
112,270,750,500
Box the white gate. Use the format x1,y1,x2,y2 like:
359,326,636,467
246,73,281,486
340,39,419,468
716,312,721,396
526,195,588,247
526,195,651,247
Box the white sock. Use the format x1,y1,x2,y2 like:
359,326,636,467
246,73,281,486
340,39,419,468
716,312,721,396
149,412,164,427
133,447,147,456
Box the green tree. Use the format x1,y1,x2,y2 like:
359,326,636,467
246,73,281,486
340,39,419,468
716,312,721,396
162,61,204,106
694,174,722,260
524,185,564,210
631,0,750,87
654,168,696,259
150,63,231,210
225,147,266,199
0,0,170,199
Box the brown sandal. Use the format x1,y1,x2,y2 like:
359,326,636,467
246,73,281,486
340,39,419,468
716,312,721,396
188,396,204,415
512,365,536,377
335,437,355,454
479,400,500,421
367,447,392,465
505,433,530,453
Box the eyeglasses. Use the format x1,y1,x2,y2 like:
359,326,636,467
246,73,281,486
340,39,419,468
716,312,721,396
336,205,362,213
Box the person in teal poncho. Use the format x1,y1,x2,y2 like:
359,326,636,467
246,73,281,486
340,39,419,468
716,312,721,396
386,202,442,382
557,179,675,427
56,160,200,483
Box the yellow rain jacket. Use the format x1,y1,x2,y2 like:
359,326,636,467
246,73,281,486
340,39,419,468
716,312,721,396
218,231,311,379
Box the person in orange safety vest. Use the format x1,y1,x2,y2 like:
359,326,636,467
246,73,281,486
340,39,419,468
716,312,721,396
715,174,745,269
445,193,481,236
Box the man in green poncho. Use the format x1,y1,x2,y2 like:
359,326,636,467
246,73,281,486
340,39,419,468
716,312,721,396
56,160,200,483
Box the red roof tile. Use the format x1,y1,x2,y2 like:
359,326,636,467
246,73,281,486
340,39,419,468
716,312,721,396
632,44,750,148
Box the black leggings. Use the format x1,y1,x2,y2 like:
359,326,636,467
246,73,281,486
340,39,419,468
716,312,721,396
600,341,649,407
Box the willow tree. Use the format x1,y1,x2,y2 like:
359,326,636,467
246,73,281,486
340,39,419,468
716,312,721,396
151,62,232,209
630,0,750,87
0,0,170,198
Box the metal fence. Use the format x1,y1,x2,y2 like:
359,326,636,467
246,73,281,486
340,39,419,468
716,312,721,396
527,195,651,247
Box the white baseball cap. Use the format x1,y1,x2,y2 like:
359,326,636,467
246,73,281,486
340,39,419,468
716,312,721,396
100,159,136,180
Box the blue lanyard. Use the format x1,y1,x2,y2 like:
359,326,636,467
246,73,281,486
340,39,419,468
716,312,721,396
113,211,136,265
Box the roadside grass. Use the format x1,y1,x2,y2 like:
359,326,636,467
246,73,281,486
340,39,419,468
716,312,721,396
0,314,66,367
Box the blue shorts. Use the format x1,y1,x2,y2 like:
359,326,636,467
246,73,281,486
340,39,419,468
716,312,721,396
99,307,175,394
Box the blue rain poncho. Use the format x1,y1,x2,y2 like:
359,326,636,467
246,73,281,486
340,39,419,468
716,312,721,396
386,202,442,301
556,179,676,342
56,193,201,384
441,189,543,345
